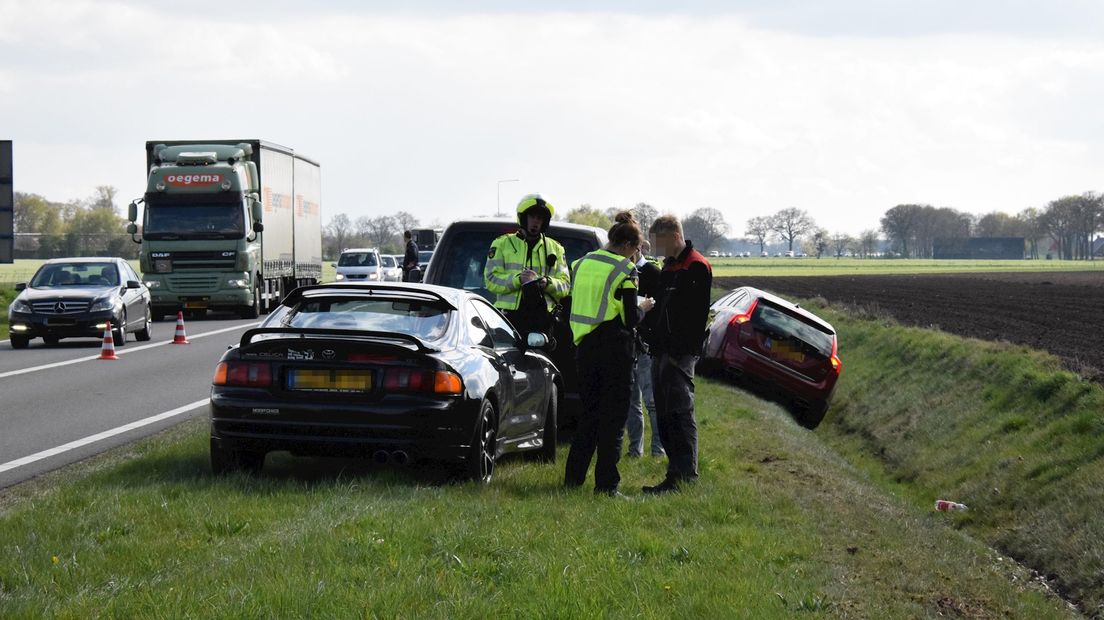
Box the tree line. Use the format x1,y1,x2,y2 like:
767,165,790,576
12,187,135,259
13,186,1102,262
881,193,1103,259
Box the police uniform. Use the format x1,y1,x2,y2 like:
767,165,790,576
564,249,642,495
483,196,570,337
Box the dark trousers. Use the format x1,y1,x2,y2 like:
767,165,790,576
564,323,634,492
652,352,699,481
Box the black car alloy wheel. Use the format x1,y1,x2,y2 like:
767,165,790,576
467,399,497,483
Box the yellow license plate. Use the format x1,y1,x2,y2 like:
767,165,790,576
288,369,373,392
184,301,208,309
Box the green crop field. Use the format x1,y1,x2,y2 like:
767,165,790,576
0,379,1074,618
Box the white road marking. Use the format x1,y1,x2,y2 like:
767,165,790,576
0,323,257,380
0,398,210,474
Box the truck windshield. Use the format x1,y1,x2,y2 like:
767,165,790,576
144,201,246,240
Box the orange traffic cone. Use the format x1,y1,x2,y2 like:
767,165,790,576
172,311,190,344
98,321,118,360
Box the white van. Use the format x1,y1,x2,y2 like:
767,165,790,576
333,248,383,282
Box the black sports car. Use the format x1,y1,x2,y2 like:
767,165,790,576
209,282,561,482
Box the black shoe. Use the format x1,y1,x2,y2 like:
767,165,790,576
642,478,680,495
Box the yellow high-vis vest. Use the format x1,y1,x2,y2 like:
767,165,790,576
483,233,570,312
568,249,638,345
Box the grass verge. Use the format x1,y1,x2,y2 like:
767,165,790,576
803,299,1104,613
0,383,1073,617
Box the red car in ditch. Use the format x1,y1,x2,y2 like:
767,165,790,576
702,287,841,429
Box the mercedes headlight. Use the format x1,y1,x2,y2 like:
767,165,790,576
10,299,31,313
91,298,119,312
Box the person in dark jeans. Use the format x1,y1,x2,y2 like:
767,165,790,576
642,215,712,495
402,231,419,282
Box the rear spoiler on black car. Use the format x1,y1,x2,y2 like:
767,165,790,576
240,328,434,352
280,284,458,311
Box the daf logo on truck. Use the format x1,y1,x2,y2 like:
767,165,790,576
126,140,322,321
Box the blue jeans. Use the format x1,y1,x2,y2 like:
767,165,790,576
625,352,664,456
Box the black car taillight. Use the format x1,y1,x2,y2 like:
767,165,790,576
382,368,462,395
213,361,274,387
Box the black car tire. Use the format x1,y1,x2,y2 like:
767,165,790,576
463,399,497,484
10,335,29,349
135,306,153,341
241,281,261,319
797,400,828,430
528,385,558,463
112,313,127,347
43,335,60,346
210,437,265,475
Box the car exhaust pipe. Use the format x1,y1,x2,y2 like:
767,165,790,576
372,450,390,465
391,450,410,466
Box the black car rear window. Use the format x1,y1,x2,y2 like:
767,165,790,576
284,298,451,341
751,301,834,358
434,229,597,301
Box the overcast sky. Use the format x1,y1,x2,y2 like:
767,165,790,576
3,0,1104,235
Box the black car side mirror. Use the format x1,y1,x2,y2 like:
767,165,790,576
15,282,26,292
126,280,142,289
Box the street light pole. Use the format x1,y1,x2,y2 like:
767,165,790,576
497,179,519,217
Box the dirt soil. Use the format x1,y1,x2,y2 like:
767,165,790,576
714,271,1104,382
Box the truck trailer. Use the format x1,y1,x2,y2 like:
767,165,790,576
127,140,321,319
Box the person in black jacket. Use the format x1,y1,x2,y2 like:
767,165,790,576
642,215,712,494
402,231,419,282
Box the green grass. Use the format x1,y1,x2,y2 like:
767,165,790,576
710,257,1104,277
0,382,1073,618
787,299,1104,612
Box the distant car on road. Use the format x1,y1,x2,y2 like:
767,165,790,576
209,282,560,482
701,286,841,429
334,248,383,282
381,255,403,282
420,217,606,428
7,257,152,349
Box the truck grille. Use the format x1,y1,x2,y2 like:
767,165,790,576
168,274,221,292
32,300,92,315
166,251,237,270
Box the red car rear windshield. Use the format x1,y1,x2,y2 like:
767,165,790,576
751,301,834,358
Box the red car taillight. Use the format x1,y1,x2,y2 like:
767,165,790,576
829,339,842,374
213,361,274,387
383,368,463,395
729,298,759,325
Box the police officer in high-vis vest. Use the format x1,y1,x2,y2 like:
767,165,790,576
564,212,655,497
483,194,571,338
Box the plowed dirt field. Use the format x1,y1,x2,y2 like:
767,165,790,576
714,270,1104,382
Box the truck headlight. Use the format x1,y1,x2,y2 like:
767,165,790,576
227,279,249,288
11,299,31,313
91,298,119,312
143,280,161,288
